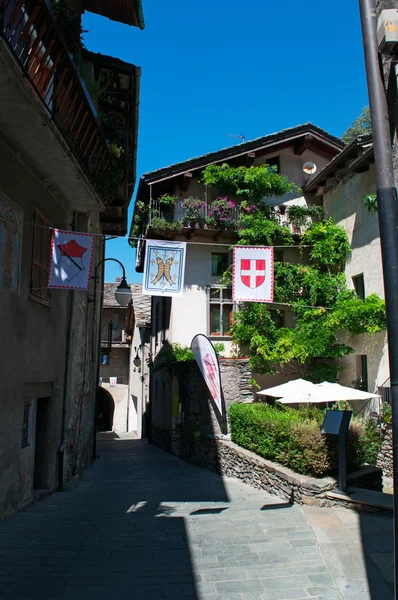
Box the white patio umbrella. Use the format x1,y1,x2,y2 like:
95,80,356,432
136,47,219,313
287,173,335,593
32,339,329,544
277,381,380,405
257,378,315,399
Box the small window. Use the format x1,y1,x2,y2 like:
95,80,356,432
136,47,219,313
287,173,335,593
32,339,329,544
353,274,365,299
355,355,368,391
21,400,32,449
265,155,280,174
31,210,52,303
270,309,284,328
208,286,234,336
211,253,228,276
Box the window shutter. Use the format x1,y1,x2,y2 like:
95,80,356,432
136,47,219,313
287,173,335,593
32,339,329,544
42,225,52,301
31,210,52,302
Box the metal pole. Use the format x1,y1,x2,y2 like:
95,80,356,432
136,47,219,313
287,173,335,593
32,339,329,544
338,434,347,494
359,1,398,596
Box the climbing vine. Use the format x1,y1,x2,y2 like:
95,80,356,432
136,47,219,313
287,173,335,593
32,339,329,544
201,162,298,202
229,197,386,380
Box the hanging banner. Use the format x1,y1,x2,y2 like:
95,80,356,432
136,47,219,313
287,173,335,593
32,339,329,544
191,334,223,414
48,229,95,290
233,246,274,302
143,239,186,296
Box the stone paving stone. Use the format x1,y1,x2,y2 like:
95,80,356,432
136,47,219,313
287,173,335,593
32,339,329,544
0,439,392,599
258,590,311,599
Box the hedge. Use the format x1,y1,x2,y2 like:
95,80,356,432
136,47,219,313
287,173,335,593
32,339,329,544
228,403,378,477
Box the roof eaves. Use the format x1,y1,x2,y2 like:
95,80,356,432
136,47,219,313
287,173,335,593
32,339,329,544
135,0,145,29
303,134,373,192
140,123,344,185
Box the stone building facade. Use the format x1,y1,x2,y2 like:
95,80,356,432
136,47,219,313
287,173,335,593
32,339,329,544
305,135,388,402
0,0,143,517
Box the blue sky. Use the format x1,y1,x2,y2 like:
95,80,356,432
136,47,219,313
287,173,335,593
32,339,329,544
83,1,369,284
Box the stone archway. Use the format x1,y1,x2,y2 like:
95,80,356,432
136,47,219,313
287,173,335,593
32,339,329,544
97,387,115,432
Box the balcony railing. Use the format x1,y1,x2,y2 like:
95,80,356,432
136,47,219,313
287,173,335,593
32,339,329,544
1,0,110,196
150,199,241,232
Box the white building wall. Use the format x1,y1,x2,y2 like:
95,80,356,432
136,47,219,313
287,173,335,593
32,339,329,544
168,243,235,355
324,164,389,391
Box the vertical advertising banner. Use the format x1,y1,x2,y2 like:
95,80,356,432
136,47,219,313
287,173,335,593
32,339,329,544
143,239,186,296
191,334,223,415
233,246,274,302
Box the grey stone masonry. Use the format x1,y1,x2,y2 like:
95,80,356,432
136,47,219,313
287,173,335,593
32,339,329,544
214,440,383,509
219,358,253,405
377,424,393,478
216,440,337,504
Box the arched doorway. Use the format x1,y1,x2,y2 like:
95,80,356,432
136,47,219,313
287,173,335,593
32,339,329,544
97,388,115,432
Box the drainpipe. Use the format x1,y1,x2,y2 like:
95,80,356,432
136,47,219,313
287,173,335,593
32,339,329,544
58,213,77,492
359,1,398,596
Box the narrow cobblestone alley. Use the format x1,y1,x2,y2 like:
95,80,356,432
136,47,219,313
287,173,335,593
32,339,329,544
0,439,393,600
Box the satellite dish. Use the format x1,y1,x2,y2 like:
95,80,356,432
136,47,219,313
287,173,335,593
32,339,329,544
303,161,317,175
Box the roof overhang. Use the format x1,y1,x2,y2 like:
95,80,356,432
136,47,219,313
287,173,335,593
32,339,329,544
83,0,145,28
303,134,374,195
139,123,344,187
83,51,141,235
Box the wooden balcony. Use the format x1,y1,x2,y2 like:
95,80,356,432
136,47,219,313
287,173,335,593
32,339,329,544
0,0,111,206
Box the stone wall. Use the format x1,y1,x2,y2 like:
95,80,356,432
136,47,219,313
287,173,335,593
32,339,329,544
219,358,253,406
377,424,393,478
213,440,382,505
215,440,336,504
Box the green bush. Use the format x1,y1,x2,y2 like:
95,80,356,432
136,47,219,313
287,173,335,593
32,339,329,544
228,403,371,477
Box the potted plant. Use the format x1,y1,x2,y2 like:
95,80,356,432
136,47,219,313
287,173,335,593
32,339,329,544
182,197,206,228
208,197,236,230
158,193,177,206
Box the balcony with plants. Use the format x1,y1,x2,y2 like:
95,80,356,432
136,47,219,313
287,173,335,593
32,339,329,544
0,0,140,229
130,162,323,245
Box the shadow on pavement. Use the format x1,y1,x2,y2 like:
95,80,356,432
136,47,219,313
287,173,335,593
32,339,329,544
0,439,229,600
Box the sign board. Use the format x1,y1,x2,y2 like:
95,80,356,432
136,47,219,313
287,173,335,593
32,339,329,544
321,410,352,436
110,377,117,387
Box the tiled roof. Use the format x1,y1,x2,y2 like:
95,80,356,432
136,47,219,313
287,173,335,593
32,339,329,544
139,123,344,184
103,283,151,327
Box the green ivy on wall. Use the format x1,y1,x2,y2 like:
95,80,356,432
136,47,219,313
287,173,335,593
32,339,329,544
230,218,386,381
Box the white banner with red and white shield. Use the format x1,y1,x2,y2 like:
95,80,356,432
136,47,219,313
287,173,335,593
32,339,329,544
191,334,223,415
232,246,274,302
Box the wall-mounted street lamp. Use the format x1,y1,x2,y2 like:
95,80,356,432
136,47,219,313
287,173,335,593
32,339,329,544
96,258,132,307
133,344,152,368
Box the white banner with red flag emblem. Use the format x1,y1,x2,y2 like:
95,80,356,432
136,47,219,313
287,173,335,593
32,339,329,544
233,246,274,302
191,334,223,415
48,229,95,290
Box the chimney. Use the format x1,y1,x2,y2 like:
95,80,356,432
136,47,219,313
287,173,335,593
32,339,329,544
115,277,122,283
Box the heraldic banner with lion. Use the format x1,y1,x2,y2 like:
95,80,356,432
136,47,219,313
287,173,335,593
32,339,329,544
143,240,187,296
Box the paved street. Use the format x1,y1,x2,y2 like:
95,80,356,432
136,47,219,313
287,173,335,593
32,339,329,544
0,439,393,600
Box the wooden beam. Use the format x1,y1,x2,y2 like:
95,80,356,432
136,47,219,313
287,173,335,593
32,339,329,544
246,152,256,166
179,171,193,192
294,134,314,156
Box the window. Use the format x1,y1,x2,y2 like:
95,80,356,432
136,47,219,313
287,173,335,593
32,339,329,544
208,287,234,336
270,309,284,328
355,355,368,391
31,210,52,303
353,274,365,299
21,400,32,448
265,155,280,173
211,253,229,276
